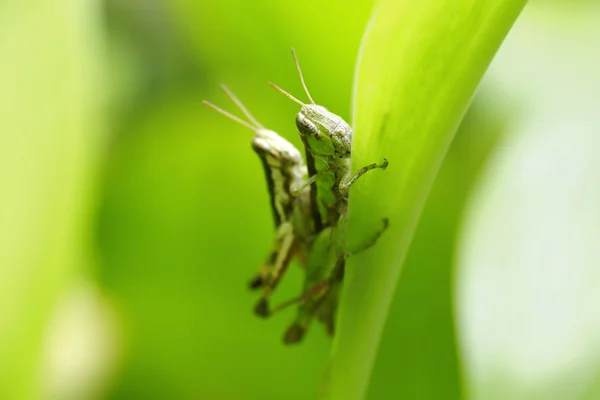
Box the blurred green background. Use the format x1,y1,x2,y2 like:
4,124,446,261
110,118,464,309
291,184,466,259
2,0,600,399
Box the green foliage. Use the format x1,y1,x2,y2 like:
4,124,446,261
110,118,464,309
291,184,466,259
14,1,600,400
0,1,104,398
324,1,526,398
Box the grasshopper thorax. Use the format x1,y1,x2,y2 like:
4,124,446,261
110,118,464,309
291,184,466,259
296,104,352,159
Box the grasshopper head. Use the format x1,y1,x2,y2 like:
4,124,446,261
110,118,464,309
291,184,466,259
296,104,352,159
252,129,304,168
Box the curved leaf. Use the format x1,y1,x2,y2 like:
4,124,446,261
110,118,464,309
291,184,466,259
323,1,527,399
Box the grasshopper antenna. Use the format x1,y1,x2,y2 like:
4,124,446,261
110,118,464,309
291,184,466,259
291,47,316,105
220,84,265,130
268,82,305,107
202,100,259,133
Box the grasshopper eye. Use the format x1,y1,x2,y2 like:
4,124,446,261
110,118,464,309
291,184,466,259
295,113,318,137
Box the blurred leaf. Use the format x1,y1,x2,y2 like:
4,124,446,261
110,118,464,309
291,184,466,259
0,0,104,398
456,4,600,399
324,1,526,399
167,0,376,119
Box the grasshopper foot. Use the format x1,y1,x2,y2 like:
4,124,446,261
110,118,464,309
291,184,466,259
248,275,265,290
254,298,270,318
283,323,306,344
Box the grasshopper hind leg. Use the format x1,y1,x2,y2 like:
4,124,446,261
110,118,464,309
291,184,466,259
248,243,280,291
317,285,340,336
283,286,337,344
250,224,298,318
247,255,274,293
282,297,324,344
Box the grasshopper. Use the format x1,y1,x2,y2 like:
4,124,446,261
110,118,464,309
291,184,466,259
202,86,315,316
266,49,389,343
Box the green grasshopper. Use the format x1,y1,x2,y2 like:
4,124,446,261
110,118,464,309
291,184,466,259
266,49,389,343
202,86,315,316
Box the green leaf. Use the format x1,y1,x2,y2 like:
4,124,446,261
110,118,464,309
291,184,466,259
323,1,527,399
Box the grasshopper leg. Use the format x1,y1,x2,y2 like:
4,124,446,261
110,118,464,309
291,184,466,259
260,281,328,318
248,274,266,290
283,292,330,344
256,279,332,343
282,258,345,344
345,218,389,258
250,223,297,317
340,158,388,194
253,247,296,317
290,174,317,197
283,276,344,344
248,251,278,290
